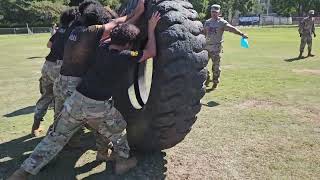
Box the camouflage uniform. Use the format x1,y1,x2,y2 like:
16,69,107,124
34,60,63,121
299,16,315,54
21,90,130,175
204,17,232,86
53,25,106,119
53,75,82,119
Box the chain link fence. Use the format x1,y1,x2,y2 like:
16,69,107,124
0,27,52,35
232,16,320,27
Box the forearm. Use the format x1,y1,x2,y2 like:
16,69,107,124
147,29,156,54
102,16,128,35
226,24,244,37
140,28,156,62
299,22,304,34
230,27,244,36
313,25,316,35
113,16,128,25
126,1,145,24
203,28,208,36
47,41,52,48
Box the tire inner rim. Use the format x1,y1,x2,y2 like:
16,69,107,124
128,58,153,109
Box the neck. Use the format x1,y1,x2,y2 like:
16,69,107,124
109,44,126,51
212,16,219,20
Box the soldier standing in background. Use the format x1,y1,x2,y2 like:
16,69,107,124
32,7,79,136
299,10,316,59
204,4,248,91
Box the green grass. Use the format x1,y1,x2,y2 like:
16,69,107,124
1,28,320,179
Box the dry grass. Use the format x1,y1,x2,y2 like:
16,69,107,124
1,28,320,179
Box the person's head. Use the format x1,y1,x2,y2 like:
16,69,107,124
80,3,112,26
308,10,315,18
210,4,221,19
110,24,140,49
60,7,79,28
79,0,101,15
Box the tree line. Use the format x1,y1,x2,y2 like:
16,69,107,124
0,0,318,27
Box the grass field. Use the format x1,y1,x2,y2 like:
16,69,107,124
1,28,320,179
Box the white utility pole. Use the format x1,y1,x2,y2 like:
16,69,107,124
267,0,270,16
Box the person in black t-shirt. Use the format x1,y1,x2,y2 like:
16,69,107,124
8,12,161,179
51,0,144,150
53,0,145,120
31,7,79,136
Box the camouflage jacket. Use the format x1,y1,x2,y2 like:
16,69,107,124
299,17,315,36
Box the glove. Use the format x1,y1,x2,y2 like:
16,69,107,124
314,34,317,38
299,33,302,37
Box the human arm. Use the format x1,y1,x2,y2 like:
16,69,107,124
126,0,145,25
225,23,248,38
299,20,304,36
47,33,56,48
47,41,53,48
138,12,161,63
203,21,209,37
100,0,145,40
312,22,316,37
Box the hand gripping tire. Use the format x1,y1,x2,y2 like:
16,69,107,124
113,0,208,152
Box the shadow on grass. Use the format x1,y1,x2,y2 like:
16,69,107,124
0,134,43,178
0,133,167,179
202,101,220,107
27,56,44,60
284,56,307,62
3,106,35,117
82,152,167,180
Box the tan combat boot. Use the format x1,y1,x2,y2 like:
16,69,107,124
7,168,30,180
114,155,138,175
31,118,44,137
211,83,218,90
96,149,115,162
308,50,315,57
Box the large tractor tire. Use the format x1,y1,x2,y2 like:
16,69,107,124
113,0,208,152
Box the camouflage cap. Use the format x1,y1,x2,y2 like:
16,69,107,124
211,4,221,13
309,10,315,15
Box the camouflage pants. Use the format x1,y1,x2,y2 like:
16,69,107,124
300,35,313,52
53,74,82,120
34,60,62,121
205,44,222,85
21,91,130,175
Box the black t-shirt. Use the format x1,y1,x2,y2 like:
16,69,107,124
77,43,143,101
60,25,105,77
45,28,67,62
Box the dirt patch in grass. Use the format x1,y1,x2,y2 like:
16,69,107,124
292,105,320,122
236,99,283,109
222,65,235,69
236,99,320,121
293,69,320,75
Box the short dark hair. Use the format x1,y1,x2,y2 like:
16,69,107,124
79,0,101,15
110,24,140,46
81,4,112,26
60,7,79,28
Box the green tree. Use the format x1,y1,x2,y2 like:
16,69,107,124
28,1,66,25
68,0,121,8
271,0,320,16
0,0,66,27
189,0,257,20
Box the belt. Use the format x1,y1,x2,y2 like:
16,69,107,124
59,74,82,81
74,91,113,106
